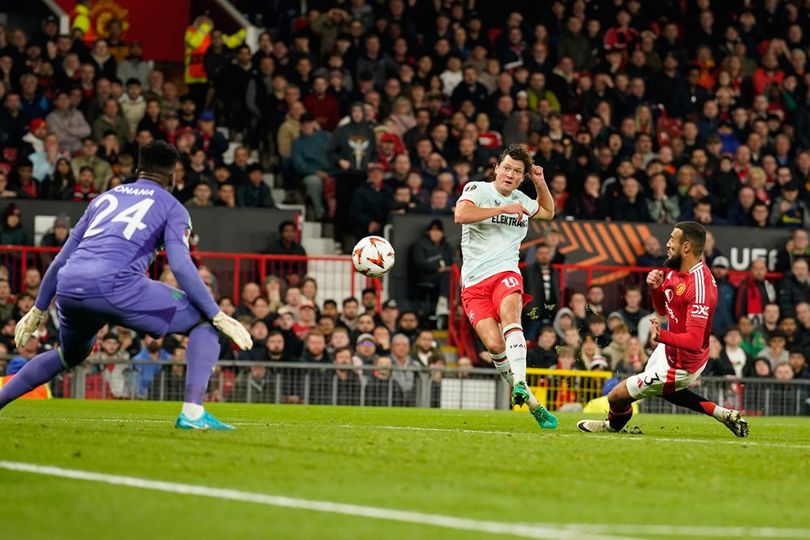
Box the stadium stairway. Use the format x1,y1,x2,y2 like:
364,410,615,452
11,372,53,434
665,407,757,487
433,330,459,367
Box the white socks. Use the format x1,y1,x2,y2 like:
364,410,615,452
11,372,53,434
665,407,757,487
491,351,514,386
182,402,204,420
713,405,732,421
503,324,527,383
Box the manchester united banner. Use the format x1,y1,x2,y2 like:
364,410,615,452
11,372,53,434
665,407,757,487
56,0,189,63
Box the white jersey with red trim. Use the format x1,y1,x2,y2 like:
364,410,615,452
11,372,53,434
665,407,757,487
651,261,717,372
456,181,539,288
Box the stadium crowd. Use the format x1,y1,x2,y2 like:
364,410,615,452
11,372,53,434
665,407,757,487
0,0,809,407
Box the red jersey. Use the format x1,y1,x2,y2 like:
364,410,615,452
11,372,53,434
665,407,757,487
650,261,717,372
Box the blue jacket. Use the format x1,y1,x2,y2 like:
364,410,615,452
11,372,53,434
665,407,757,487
133,347,172,398
292,131,335,176
713,279,736,334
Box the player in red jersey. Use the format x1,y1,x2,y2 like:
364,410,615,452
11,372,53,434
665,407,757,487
578,222,749,437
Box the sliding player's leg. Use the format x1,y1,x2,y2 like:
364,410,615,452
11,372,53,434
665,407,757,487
662,389,749,437
577,343,677,434
0,297,103,411
108,280,233,430
577,379,637,433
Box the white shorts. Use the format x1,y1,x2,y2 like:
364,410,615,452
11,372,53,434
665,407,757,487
626,344,706,400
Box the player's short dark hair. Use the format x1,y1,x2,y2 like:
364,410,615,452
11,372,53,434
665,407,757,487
138,141,179,180
497,144,533,174
674,221,706,253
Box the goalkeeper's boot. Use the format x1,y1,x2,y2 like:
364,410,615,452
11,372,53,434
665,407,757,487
719,409,749,438
175,411,236,431
511,381,532,407
530,404,558,429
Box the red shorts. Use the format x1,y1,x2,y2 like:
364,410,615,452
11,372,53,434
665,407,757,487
461,271,532,328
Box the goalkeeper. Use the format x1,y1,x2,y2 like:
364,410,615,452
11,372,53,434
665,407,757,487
0,141,252,429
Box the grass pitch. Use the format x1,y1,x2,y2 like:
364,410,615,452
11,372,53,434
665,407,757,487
1,400,809,540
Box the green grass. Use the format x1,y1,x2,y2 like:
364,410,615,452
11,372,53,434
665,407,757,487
1,400,809,540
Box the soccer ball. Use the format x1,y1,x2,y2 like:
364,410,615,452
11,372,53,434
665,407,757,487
352,236,395,278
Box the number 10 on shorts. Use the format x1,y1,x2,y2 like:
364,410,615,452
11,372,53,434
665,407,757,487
501,276,519,288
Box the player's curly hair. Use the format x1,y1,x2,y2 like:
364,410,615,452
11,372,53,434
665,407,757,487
497,144,534,175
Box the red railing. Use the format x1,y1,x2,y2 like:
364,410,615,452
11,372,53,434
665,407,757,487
448,265,477,361
0,246,382,306
447,263,783,361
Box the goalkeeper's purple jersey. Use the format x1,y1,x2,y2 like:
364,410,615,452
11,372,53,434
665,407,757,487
36,179,219,320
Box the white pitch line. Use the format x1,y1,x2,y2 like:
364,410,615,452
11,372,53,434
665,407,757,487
0,460,629,540
325,423,810,451
10,416,810,450
565,524,810,538
1,460,807,539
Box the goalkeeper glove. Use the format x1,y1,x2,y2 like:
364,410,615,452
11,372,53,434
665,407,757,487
212,311,253,351
15,306,46,350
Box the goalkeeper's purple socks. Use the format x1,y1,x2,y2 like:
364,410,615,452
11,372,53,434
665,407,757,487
0,349,62,410
184,323,221,405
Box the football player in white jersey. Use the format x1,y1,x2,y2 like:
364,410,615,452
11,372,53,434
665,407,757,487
454,144,558,429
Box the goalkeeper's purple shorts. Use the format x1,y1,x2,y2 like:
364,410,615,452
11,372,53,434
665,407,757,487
55,278,204,365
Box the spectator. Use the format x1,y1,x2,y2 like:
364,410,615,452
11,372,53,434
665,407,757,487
338,297,360,331
40,216,69,248
349,162,390,240
291,114,334,220
735,259,777,323
390,333,422,406
769,181,808,228
611,285,649,336
410,329,445,367
636,235,665,267
298,331,332,366
789,350,810,379
711,256,736,334
185,182,213,208
775,229,810,274
117,41,153,86
46,90,91,154
264,221,307,283
120,79,146,139
779,258,810,318
408,219,453,319
610,178,651,222
72,166,99,202
366,356,403,406
233,364,274,403
327,102,376,250
603,324,631,370
0,204,27,246
758,333,790,369
237,164,276,208
92,97,129,143
131,335,170,399
353,332,378,366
